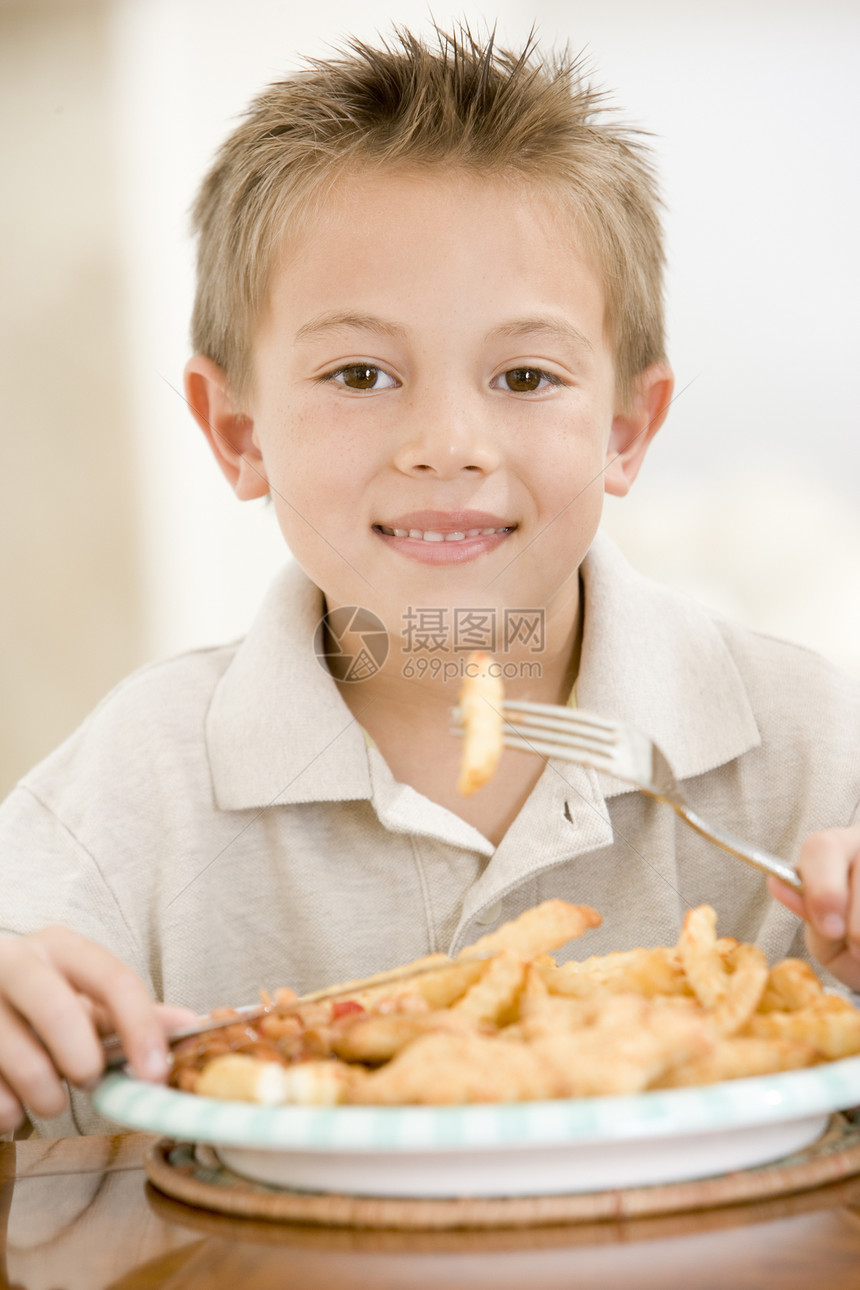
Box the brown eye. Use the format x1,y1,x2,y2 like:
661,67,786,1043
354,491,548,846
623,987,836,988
329,364,398,392
505,368,544,392
341,365,380,389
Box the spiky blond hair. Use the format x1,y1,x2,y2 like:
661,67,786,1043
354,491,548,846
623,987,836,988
190,26,666,408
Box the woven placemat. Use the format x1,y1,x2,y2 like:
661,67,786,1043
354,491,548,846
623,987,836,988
144,1112,860,1230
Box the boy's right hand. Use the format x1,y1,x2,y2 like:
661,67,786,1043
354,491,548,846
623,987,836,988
0,926,196,1133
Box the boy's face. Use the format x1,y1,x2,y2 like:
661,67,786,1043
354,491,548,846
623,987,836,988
200,169,668,647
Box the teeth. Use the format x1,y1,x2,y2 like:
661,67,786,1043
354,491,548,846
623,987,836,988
378,525,511,542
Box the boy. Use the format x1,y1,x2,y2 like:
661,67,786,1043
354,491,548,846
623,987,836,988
1,27,859,1138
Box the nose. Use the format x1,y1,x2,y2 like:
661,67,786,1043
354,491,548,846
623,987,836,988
392,393,502,479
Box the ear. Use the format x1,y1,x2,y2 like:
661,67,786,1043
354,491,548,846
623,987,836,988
184,355,270,500
603,363,674,498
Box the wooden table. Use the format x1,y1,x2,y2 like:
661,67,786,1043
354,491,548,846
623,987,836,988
3,1134,860,1289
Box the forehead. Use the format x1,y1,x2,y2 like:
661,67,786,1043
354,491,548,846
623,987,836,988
262,166,607,329
289,164,588,252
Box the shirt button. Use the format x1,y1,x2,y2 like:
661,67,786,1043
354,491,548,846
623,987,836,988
475,901,502,927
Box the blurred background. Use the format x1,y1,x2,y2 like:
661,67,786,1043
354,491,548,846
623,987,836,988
2,0,858,797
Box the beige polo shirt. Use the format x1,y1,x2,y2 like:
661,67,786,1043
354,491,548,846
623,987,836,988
3,532,860,1135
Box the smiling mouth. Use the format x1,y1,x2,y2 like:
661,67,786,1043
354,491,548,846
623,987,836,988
372,525,515,543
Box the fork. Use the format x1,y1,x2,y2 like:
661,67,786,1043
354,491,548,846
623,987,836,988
474,700,802,892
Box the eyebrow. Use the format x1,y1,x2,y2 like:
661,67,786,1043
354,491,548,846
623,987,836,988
294,311,408,344
488,317,594,353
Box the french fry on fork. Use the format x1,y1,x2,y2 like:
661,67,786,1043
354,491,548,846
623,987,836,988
455,651,504,795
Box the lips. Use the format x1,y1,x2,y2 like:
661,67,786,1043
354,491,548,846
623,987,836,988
373,511,516,543
371,510,517,565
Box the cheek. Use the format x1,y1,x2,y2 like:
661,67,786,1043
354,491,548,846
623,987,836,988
544,482,604,546
524,436,610,552
526,420,609,501
261,405,357,505
291,402,377,474
265,428,371,567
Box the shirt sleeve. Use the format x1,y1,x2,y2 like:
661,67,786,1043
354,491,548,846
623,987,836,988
0,784,150,976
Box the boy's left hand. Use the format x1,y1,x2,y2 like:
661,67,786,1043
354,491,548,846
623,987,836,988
768,826,860,991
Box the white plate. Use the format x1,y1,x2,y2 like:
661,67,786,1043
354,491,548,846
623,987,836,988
92,1057,860,1197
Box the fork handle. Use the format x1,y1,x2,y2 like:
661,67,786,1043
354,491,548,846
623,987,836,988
662,798,803,892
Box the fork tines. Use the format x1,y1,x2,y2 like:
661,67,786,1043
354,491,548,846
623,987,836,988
500,702,620,771
502,701,617,736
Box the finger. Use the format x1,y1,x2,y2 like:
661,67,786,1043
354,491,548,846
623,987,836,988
797,831,853,944
766,875,806,920
85,1000,200,1075
0,1075,27,1135
799,938,860,994
89,1002,198,1036
847,853,860,960
84,998,113,1035
155,1004,201,1034
0,997,68,1120
26,928,168,1083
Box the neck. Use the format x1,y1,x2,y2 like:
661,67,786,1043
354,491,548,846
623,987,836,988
335,579,583,730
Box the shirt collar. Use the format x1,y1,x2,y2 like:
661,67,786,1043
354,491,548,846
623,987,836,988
207,561,372,810
207,533,761,812
577,532,761,795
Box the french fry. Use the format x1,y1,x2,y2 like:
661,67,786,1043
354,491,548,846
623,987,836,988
531,1002,713,1097
461,899,601,961
351,1031,564,1104
758,958,826,1013
451,951,527,1026
541,947,688,999
745,995,860,1060
517,991,596,1042
519,989,625,1042
656,1037,820,1088
519,958,552,1006
457,652,504,795
354,958,486,1010
195,1053,350,1105
677,905,728,1007
706,942,769,1038
331,1009,484,1064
